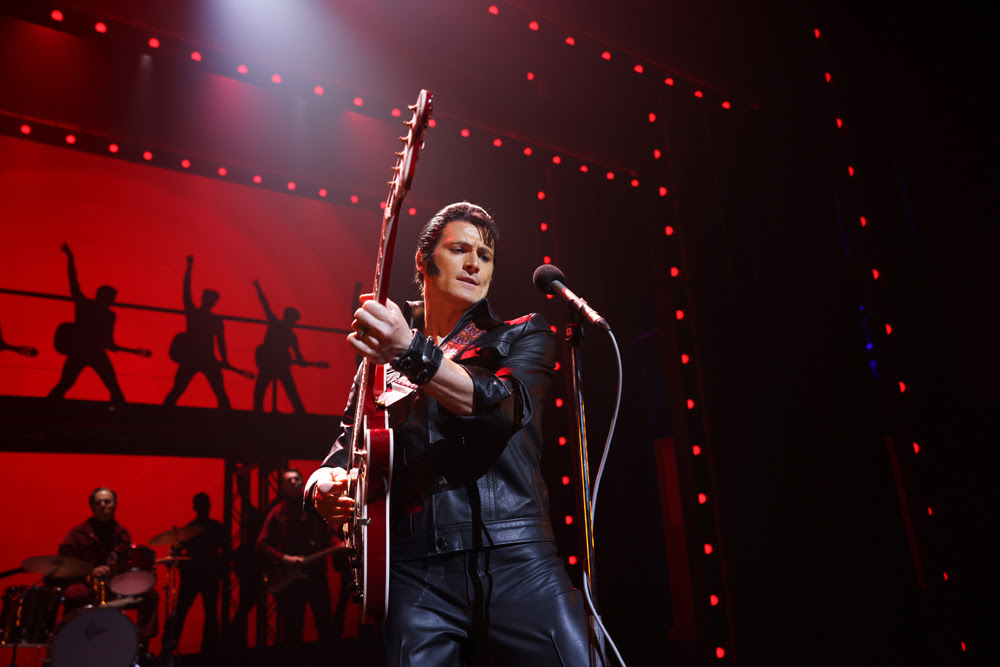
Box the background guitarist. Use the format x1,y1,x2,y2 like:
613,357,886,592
251,279,311,414
164,255,233,409
47,243,135,404
257,468,342,663
309,203,597,665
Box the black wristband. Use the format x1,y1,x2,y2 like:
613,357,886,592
390,331,444,385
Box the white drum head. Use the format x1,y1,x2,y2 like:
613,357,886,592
51,606,138,667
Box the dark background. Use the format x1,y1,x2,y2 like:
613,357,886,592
0,0,994,664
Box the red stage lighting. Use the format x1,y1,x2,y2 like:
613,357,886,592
554,362,560,371
408,207,416,216
721,101,731,109
664,77,674,86
687,399,695,409
217,167,227,176
825,72,832,82
555,398,564,407
716,647,725,659
648,112,656,122
287,182,296,191
181,159,190,168
108,144,119,153
493,138,502,147
601,51,611,60
528,21,539,31
710,594,719,605
543,256,551,264
19,124,30,135
523,147,532,156
552,156,561,164
380,201,387,210
314,86,324,96
237,64,248,74
558,437,567,446
561,476,570,485
654,149,662,159
253,175,262,183
579,165,588,173
676,310,685,320
390,108,401,117
681,354,690,364
353,97,363,106
540,222,547,231
693,90,704,98
872,269,880,280
692,445,701,455
190,51,202,61
271,74,282,84
143,151,153,160
634,64,644,73
836,118,843,128
913,442,920,453
350,195,359,203
631,179,639,187
848,165,855,176
699,494,708,505
943,572,948,581
928,507,933,516
606,171,614,180
526,72,535,81
65,134,76,144
148,38,160,49
428,119,436,127
460,128,470,138
860,215,868,227
537,191,545,200
704,544,713,555
568,556,578,565
899,381,906,393
659,186,668,197
565,37,575,46
488,5,499,15
814,28,821,39
885,324,892,334
564,515,573,525
319,189,328,197
51,11,64,22
664,226,674,236
95,22,107,34
670,267,679,277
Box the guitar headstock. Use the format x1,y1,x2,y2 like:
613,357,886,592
387,89,433,215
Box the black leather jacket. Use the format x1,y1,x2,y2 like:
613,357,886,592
316,298,557,560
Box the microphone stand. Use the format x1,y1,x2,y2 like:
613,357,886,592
564,308,605,666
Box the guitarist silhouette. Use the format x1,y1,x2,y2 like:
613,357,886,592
164,255,234,409
251,280,327,414
47,243,149,404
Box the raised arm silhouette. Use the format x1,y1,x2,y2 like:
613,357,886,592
48,243,149,403
164,255,233,409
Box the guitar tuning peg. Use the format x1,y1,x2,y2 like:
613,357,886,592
408,104,417,111
398,136,408,142
391,166,401,172
387,180,396,187
402,120,414,128
395,151,405,158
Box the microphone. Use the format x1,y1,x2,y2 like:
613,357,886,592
533,264,611,331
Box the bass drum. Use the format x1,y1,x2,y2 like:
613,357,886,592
49,606,138,667
0,585,62,646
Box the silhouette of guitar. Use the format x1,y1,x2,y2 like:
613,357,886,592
0,342,39,357
262,546,345,594
254,345,330,376
54,322,151,357
168,332,255,379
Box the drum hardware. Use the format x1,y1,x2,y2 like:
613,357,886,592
148,524,205,547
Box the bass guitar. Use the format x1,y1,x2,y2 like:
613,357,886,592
168,332,254,379
54,322,152,357
345,89,433,623
263,546,345,594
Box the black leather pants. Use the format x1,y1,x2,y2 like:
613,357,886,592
385,541,599,666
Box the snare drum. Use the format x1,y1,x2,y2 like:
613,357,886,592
109,544,156,596
0,584,62,646
49,605,138,667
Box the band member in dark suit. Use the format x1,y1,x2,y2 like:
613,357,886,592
309,203,597,665
47,243,127,403
162,492,226,656
164,255,232,409
257,469,340,663
251,280,308,414
56,488,159,656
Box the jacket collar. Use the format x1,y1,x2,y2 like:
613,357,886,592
403,298,502,345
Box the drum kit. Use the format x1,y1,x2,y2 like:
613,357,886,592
0,524,204,667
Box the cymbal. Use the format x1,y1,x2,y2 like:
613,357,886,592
148,524,205,546
21,555,91,579
155,556,192,564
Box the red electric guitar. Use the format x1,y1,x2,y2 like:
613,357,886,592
346,89,433,623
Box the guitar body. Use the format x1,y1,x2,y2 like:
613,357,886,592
168,332,190,364
53,322,76,356
359,418,393,622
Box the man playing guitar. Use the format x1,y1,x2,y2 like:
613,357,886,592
308,203,596,665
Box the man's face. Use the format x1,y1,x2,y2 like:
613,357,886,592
420,221,494,309
90,490,116,522
281,471,303,499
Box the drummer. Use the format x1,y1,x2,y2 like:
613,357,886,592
54,487,159,656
